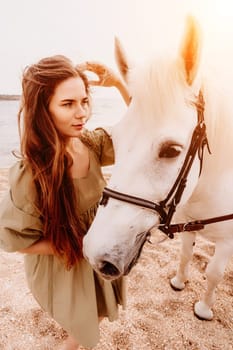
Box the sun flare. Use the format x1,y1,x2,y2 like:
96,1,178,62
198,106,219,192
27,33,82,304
207,0,233,18
199,0,233,32
194,0,233,61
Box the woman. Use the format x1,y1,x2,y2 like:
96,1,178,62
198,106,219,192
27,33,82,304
0,55,130,349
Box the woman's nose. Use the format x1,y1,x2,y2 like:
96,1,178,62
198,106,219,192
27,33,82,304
74,105,87,119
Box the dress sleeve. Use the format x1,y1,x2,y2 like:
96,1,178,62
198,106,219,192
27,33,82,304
82,128,115,166
0,162,42,252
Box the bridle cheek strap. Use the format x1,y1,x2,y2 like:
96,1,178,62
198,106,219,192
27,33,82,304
158,119,209,237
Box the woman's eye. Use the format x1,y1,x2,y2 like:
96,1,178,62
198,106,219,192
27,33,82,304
159,144,182,158
63,102,72,107
82,98,89,106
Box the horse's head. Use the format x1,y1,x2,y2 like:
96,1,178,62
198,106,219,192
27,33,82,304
83,17,204,280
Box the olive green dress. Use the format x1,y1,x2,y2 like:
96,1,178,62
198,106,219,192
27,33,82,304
0,128,126,348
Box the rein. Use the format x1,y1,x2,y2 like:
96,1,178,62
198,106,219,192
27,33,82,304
100,91,233,238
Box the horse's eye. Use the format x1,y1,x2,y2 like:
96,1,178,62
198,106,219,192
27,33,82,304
159,143,182,158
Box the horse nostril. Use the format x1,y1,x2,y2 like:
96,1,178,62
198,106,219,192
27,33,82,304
99,260,120,277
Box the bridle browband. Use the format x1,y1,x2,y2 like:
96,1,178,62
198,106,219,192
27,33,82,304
100,90,233,238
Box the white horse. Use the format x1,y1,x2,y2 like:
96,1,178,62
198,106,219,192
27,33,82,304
83,17,233,321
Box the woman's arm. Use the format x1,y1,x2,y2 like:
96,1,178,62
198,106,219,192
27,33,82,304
114,78,131,106
18,238,54,255
77,61,131,105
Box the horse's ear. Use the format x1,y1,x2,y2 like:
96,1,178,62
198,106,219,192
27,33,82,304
114,37,129,82
180,16,202,86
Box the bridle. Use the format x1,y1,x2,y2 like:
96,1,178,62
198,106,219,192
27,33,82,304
100,91,233,238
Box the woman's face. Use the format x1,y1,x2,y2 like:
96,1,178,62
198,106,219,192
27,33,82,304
49,76,89,138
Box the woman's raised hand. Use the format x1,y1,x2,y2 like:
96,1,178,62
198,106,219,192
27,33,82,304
77,61,121,88
77,61,131,105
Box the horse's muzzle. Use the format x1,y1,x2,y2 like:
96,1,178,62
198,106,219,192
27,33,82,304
95,230,151,280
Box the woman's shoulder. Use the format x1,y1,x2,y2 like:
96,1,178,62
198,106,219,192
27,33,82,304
79,127,112,157
9,160,33,189
8,161,38,215
9,160,31,182
80,127,111,147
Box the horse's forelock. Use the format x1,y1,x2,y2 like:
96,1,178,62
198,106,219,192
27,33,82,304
128,57,197,126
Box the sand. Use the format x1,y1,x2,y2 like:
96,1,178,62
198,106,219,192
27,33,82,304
0,168,233,350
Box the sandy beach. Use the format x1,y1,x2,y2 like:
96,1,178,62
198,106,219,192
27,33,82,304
0,168,233,350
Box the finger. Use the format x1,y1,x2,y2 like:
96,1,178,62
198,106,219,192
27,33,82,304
76,63,88,71
88,79,101,86
86,61,103,68
85,61,106,73
76,62,102,72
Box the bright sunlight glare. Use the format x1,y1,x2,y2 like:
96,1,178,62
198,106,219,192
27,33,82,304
112,0,233,64
206,0,233,19
199,0,233,33
195,0,233,66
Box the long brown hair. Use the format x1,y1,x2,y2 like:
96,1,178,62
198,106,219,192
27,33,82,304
18,55,90,269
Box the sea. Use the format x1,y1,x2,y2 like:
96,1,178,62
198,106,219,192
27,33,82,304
0,97,127,169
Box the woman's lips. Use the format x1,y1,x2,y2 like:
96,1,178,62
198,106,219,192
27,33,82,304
72,123,84,130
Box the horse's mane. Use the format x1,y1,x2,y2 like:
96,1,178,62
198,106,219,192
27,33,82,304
202,72,233,161
128,55,197,121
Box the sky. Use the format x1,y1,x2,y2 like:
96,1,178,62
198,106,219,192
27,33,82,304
1,0,233,94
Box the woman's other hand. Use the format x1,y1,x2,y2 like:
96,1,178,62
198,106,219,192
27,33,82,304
18,239,54,255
